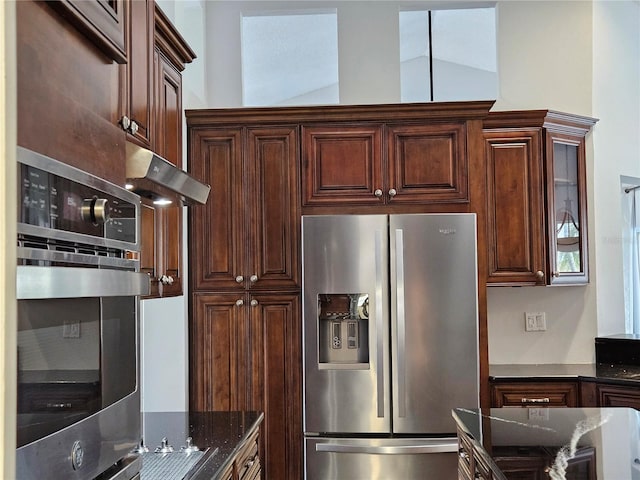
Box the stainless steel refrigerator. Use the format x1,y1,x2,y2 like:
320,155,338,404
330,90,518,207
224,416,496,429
302,214,479,479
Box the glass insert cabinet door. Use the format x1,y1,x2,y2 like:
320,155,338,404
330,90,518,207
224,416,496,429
547,134,589,284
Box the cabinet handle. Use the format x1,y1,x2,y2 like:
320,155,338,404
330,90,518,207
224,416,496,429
388,188,397,198
536,270,544,279
236,299,244,306
553,271,560,277
521,397,550,403
374,189,383,198
458,449,469,460
250,274,258,283
130,120,139,135
250,299,258,307
235,275,244,283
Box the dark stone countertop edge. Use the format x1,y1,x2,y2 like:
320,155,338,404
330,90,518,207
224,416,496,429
186,411,264,480
489,363,640,385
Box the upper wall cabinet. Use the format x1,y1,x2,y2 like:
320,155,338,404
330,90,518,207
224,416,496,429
48,0,127,64
298,102,494,209
138,4,195,298
118,0,154,146
187,125,301,293
302,122,468,206
484,110,597,286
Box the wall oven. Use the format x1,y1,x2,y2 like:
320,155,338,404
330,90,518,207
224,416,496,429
15,147,149,480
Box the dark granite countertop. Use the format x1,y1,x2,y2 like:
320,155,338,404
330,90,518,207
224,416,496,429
489,363,640,385
453,407,640,479
139,411,263,480
490,334,640,386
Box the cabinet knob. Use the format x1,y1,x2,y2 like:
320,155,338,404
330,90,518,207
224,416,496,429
236,299,244,306
250,299,258,307
235,275,244,283
388,188,397,198
250,274,258,283
130,120,139,135
120,115,131,131
553,271,560,278
374,189,383,198
536,270,544,279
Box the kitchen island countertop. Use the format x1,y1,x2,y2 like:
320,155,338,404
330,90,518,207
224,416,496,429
453,407,640,479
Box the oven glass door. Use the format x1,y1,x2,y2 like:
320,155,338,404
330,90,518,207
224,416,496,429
16,295,137,448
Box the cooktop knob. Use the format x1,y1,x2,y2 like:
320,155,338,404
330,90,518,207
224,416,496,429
154,437,174,454
181,436,200,454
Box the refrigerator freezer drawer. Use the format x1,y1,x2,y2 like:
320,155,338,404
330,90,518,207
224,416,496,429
304,437,458,480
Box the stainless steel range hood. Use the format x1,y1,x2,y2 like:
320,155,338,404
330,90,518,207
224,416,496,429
125,142,210,206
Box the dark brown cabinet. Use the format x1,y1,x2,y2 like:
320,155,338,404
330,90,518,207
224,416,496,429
188,113,302,480
302,121,469,207
596,383,640,409
118,0,154,147
493,446,596,480
490,380,579,408
138,5,195,298
484,111,597,286
188,125,300,293
188,292,301,480
217,426,262,480
48,0,127,64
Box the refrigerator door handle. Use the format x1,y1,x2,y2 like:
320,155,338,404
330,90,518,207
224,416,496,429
315,440,459,455
375,229,385,418
395,228,407,418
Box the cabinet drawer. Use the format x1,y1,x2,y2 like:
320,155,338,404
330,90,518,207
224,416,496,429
491,382,578,407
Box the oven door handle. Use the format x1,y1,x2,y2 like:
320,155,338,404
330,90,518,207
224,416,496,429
17,266,150,299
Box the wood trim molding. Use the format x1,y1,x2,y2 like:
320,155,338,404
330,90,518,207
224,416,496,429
154,3,196,70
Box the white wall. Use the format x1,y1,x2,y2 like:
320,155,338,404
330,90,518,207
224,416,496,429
147,1,640,409
140,0,209,412
488,1,598,364
592,0,640,336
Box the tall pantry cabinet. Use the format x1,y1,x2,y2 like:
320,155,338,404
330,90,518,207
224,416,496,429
187,115,302,480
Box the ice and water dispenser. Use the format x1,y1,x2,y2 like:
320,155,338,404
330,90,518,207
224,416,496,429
317,293,369,367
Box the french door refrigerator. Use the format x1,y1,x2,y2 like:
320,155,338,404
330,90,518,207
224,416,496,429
302,214,479,479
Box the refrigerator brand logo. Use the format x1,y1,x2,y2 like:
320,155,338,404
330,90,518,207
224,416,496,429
439,227,457,235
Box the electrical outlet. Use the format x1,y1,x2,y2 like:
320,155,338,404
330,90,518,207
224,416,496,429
528,408,550,421
524,312,546,331
63,319,80,338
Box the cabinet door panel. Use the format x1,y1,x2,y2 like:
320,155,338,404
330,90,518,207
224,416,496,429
597,384,640,410
190,129,245,291
190,293,248,412
248,127,300,290
49,0,127,64
485,130,545,285
545,133,589,285
121,0,153,146
155,53,183,296
302,125,383,206
248,293,302,480
387,123,468,203
140,202,159,298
